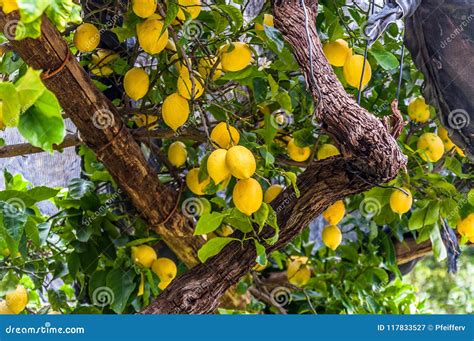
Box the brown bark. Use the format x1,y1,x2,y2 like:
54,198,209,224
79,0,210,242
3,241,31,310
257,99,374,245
140,0,406,314
0,134,80,158
0,12,204,268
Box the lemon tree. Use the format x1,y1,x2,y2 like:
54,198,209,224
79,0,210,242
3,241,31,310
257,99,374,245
0,0,471,316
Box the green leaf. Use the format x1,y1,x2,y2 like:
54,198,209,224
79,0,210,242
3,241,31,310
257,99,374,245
264,26,285,52
198,237,235,263
18,0,52,23
265,206,279,245
0,82,21,127
429,224,447,261
18,89,65,153
25,218,39,246
468,189,474,206
14,68,45,112
224,208,253,233
284,171,299,198
216,4,243,34
26,186,59,202
370,47,399,70
15,17,43,40
253,202,269,231
106,268,136,314
276,91,292,112
0,201,28,256
164,1,179,28
408,202,440,230
45,0,82,32
67,252,80,278
68,178,95,199
0,270,19,296
263,112,277,146
254,240,267,266
194,212,225,235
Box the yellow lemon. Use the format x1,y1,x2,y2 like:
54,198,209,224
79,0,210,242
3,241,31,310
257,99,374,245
323,200,345,225
233,178,263,216
407,97,430,123
5,285,28,314
131,245,157,268
176,0,201,20
132,0,157,18
133,114,158,128
186,168,210,195
457,213,474,239
90,49,119,76
287,138,311,162
137,15,168,55
198,56,223,80
1,0,18,14
152,258,177,290
124,68,149,101
177,67,205,99
389,187,413,214
166,39,177,52
417,132,444,162
226,145,256,179
74,23,100,53
0,300,14,314
219,42,252,72
264,184,283,204
168,141,187,167
323,39,351,67
343,54,372,89
255,13,274,30
287,257,311,286
162,92,190,131
210,122,240,149
207,149,231,184
438,127,465,157
317,143,340,160
322,225,342,251
137,273,145,296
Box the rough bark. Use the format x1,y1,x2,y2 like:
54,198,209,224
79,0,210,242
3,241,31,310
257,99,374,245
140,0,407,314
0,12,204,268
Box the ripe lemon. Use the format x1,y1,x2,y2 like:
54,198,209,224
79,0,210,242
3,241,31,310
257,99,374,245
133,114,158,128
176,0,201,20
5,285,28,314
137,15,168,55
233,178,263,216
74,23,100,53
323,200,345,225
389,187,412,214
177,67,204,100
124,68,149,101
219,42,252,72
1,0,18,14
0,300,14,314
90,49,119,76
264,184,283,204
407,97,430,123
317,143,340,160
168,141,187,167
226,145,256,179
457,213,474,239
417,132,444,162
132,0,157,18
186,168,210,195
162,92,190,131
255,13,274,30
198,56,222,80
438,127,465,157
210,122,240,149
343,54,372,89
152,258,177,290
207,149,231,184
132,245,157,268
322,225,342,251
287,257,311,286
322,39,351,67
287,138,311,162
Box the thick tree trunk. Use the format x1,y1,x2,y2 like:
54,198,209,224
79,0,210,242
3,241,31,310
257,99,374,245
140,0,407,314
0,12,204,268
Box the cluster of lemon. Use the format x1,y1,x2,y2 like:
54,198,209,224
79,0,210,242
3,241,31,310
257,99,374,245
73,0,253,131
323,39,372,89
0,285,28,315
321,200,345,251
286,256,311,286
131,245,177,290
